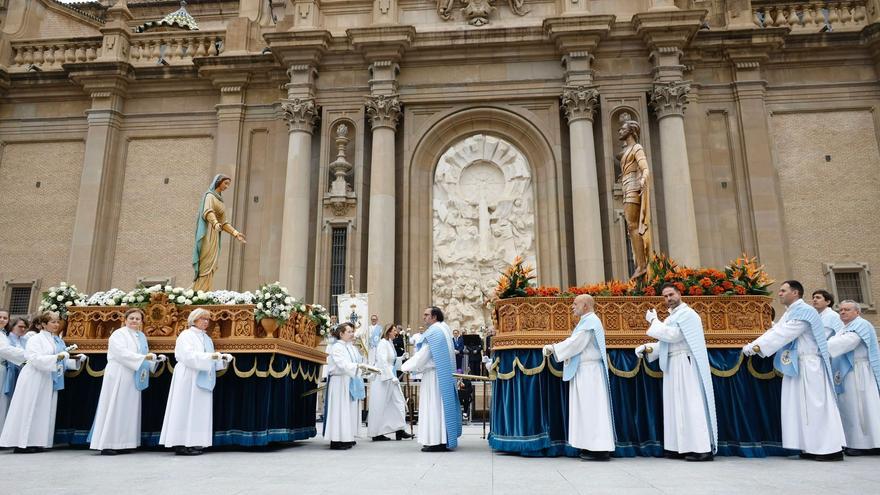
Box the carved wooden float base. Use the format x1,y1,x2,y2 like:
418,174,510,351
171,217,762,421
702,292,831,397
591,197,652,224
65,293,326,363
492,295,774,349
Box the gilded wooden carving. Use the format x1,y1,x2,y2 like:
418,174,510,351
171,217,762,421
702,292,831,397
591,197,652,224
491,296,774,349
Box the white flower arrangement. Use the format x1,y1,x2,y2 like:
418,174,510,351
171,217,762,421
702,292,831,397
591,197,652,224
85,289,127,307
254,282,296,324
39,282,86,319
308,303,331,337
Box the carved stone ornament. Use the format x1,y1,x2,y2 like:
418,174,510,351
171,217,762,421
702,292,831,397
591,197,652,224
437,0,528,25
365,94,401,130
280,97,319,133
323,123,357,217
560,85,599,123
491,295,774,350
650,80,690,119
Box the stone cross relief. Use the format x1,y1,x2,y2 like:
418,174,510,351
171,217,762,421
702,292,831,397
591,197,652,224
433,134,536,331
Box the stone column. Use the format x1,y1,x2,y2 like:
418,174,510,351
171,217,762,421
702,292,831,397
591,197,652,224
561,85,605,284
365,94,401,322
278,96,319,298
650,80,701,267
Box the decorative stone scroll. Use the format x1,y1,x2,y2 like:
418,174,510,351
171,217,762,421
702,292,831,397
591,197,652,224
280,97,319,133
65,293,326,363
365,94,401,130
491,295,774,349
649,80,690,119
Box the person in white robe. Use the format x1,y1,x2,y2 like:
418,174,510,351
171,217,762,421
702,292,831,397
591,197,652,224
324,322,378,449
368,324,412,441
828,300,880,455
636,283,716,461
89,308,165,455
0,311,86,453
743,280,846,461
812,289,844,339
543,294,615,461
0,315,28,431
159,308,231,456
400,306,461,452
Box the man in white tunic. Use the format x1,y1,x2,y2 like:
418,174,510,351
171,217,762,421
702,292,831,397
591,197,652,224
89,308,163,455
160,308,231,456
368,324,412,441
400,306,461,452
368,314,383,365
828,300,880,456
0,314,28,430
543,294,615,461
636,283,716,461
743,280,846,461
812,289,844,339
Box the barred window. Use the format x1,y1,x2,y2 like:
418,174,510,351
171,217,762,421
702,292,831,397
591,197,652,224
824,263,873,311
329,227,348,315
8,286,32,315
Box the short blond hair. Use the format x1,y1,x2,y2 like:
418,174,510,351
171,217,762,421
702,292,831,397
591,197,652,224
187,308,212,327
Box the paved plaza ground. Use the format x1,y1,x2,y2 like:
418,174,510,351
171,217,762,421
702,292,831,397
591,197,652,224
2,424,878,495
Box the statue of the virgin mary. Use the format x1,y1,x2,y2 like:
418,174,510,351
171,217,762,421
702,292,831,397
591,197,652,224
191,174,246,291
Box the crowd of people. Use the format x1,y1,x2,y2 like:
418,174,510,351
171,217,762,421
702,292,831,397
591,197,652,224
0,277,877,460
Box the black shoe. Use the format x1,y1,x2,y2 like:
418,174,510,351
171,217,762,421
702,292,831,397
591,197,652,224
101,449,119,456
174,446,203,456
372,435,391,441
13,447,35,454
798,452,816,460
330,441,347,450
844,447,871,456
421,444,449,452
663,450,686,459
814,451,844,461
396,430,413,440
685,452,713,462
579,450,611,461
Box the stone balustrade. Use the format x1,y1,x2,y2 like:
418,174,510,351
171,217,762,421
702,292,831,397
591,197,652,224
753,0,868,31
129,31,224,65
11,37,102,70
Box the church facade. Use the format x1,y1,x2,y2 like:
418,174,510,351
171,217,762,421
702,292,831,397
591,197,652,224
1,0,878,328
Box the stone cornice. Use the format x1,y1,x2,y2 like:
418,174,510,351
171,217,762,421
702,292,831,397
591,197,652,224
543,15,616,55
348,25,416,63
632,10,707,52
263,29,332,67
64,61,135,98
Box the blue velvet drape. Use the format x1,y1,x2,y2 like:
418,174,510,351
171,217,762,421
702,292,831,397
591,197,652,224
54,353,320,447
488,349,797,457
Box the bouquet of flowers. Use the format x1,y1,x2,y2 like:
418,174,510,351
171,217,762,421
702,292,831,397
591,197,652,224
309,303,331,337
85,288,127,306
122,284,167,307
39,282,87,319
254,282,296,324
495,256,536,299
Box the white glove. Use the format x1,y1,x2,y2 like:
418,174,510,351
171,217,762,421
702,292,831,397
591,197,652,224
481,355,492,365
645,309,658,323
57,351,70,361
156,354,168,363
635,344,647,358
222,353,234,362
145,353,157,361
742,343,756,356
78,354,88,363
402,352,410,360
542,344,554,357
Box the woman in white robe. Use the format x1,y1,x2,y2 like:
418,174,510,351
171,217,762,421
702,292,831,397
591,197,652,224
0,315,28,430
89,308,163,454
325,322,373,449
0,311,85,452
368,324,412,441
159,308,231,456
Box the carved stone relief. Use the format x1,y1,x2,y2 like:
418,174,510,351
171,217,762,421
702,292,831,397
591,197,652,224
432,134,536,331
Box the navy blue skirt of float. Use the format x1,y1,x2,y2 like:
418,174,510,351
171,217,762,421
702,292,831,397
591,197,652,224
54,353,320,447
488,348,797,458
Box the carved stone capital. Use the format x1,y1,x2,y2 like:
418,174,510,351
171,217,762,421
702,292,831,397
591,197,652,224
280,97,319,133
561,85,599,123
365,94,401,131
650,80,690,119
